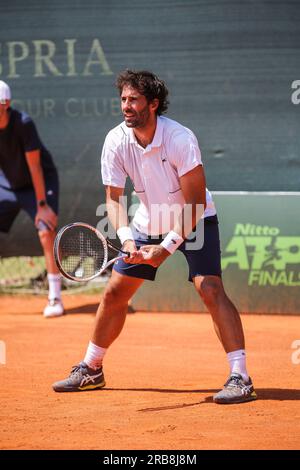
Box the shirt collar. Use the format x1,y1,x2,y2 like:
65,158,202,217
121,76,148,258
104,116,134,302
126,115,164,149
149,115,163,149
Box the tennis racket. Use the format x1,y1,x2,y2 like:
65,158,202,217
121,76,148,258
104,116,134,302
54,222,130,282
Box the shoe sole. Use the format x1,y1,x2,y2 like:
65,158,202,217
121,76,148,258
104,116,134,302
44,313,64,318
214,391,258,404
53,379,106,393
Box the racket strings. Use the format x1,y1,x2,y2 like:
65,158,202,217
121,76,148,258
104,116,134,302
59,226,107,279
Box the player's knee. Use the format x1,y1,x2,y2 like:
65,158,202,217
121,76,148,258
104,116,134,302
197,277,224,305
102,283,128,308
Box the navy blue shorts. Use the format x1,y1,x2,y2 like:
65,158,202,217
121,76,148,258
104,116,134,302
0,172,59,233
113,215,222,282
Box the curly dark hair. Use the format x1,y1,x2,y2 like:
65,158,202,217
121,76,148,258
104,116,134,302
116,70,169,115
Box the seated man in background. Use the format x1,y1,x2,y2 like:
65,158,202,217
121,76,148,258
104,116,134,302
0,80,64,318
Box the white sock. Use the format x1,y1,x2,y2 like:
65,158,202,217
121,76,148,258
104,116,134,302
84,341,107,370
47,273,61,300
227,349,249,382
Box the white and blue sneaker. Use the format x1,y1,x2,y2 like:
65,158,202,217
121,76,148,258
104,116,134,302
43,298,64,318
213,373,257,404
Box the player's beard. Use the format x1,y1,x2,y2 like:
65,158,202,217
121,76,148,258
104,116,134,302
123,104,150,128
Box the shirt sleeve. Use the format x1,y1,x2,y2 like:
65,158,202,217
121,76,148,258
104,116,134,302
172,130,203,177
20,115,42,152
101,134,127,188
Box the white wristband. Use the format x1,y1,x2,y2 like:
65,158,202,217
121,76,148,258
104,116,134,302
117,226,134,245
160,230,184,254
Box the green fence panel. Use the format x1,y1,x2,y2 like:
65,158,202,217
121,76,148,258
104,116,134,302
132,193,300,314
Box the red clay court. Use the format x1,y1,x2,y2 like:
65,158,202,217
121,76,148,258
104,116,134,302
0,294,299,450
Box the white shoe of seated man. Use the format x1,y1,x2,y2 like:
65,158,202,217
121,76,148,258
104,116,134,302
43,298,64,318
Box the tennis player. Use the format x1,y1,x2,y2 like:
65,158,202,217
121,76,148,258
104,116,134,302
0,81,64,318
53,70,257,404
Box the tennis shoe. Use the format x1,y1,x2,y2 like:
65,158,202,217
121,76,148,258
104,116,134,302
213,373,257,404
52,362,105,392
43,298,64,318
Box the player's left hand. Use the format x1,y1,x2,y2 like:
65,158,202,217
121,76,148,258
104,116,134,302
138,244,170,267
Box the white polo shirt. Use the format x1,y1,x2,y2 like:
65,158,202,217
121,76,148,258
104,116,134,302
101,115,216,235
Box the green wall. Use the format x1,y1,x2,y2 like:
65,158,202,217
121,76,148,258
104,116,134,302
0,1,299,256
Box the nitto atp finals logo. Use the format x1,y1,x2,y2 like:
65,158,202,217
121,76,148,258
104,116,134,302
222,223,300,286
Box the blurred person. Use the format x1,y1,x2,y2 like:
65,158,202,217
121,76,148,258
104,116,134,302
0,81,64,318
